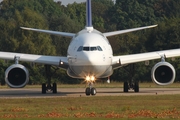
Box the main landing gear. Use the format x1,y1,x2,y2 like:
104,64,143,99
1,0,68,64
123,81,139,92
123,64,139,93
42,65,58,94
85,82,97,96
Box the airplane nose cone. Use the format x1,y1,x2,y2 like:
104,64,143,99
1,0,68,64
69,52,111,78
81,52,99,65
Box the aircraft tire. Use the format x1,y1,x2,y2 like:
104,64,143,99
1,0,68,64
42,83,46,94
124,82,129,92
85,87,91,96
91,87,96,95
53,83,57,93
134,82,139,92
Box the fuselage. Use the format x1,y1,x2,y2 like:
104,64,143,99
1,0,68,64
67,27,113,80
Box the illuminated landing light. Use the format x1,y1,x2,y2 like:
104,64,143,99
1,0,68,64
86,76,91,81
91,76,95,81
85,76,96,82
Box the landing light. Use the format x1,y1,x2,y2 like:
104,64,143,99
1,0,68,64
86,76,90,81
85,76,96,82
91,76,95,81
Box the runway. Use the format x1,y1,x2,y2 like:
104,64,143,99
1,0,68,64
0,87,180,98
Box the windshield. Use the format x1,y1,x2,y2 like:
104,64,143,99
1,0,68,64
77,46,103,52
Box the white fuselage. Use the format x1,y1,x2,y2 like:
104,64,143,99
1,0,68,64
67,27,113,79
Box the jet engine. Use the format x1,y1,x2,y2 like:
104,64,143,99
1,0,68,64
151,62,175,85
5,64,29,88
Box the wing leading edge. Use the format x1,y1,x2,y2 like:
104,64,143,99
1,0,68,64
103,25,157,37
112,49,180,69
0,52,68,69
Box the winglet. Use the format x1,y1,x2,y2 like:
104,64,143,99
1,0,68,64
86,0,92,27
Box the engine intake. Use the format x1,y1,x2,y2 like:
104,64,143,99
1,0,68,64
5,64,29,88
151,62,175,85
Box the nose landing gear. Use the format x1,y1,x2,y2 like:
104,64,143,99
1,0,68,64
85,82,97,96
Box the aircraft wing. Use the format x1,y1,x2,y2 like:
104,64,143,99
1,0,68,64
0,52,68,69
112,49,180,69
103,25,157,37
21,27,76,38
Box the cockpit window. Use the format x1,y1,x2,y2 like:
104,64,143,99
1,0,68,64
90,47,97,51
83,47,90,51
77,46,103,52
97,46,103,51
77,46,83,51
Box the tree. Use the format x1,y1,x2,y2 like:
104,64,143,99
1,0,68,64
0,0,180,83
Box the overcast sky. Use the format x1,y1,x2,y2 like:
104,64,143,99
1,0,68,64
58,0,116,6
0,0,86,6
0,0,115,6
57,0,86,6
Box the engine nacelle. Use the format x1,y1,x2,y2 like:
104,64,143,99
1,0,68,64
5,64,29,88
151,62,175,85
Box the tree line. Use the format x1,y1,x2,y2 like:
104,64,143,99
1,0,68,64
0,0,180,84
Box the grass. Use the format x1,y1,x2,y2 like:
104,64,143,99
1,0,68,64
0,95,180,119
0,82,180,119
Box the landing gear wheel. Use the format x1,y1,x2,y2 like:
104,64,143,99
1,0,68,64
85,87,91,96
123,81,139,93
42,83,46,94
53,83,57,93
134,82,139,92
123,64,140,93
43,65,59,94
85,81,97,96
123,82,129,92
91,87,97,95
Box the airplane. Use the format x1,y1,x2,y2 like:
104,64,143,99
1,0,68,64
0,0,179,96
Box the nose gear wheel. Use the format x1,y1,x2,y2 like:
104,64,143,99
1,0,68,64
85,82,97,96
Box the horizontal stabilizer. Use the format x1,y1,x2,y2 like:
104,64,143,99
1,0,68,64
103,25,157,37
21,27,75,38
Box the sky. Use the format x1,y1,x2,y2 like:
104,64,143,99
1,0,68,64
0,0,87,6
57,0,86,6
58,0,116,6
0,0,115,6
